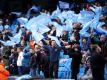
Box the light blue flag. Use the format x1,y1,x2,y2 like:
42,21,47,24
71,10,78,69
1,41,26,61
97,27,107,35
25,13,51,30
0,25,3,31
96,22,107,35
79,19,95,37
48,35,61,46
32,29,44,43
57,11,69,23
80,19,94,33
77,10,95,25
65,11,76,20
37,25,50,34
51,22,64,37
58,58,72,78
90,6,102,15
89,10,100,29
26,5,39,18
4,25,10,30
81,10,94,19
51,6,61,19
80,31,90,37
0,30,22,46
17,17,28,25
65,19,73,32
9,30,22,44
11,12,21,17
16,74,31,80
0,40,15,46
59,1,70,9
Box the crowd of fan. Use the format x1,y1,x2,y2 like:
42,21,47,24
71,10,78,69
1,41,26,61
0,1,107,80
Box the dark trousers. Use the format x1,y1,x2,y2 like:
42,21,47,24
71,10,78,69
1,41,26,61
42,62,50,78
92,66,105,80
9,65,18,75
49,61,59,78
71,65,80,80
23,66,30,74
18,66,24,75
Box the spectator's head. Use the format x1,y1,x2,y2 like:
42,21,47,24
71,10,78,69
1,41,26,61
0,19,3,25
11,48,14,53
72,41,80,48
95,2,101,7
38,40,47,47
17,47,23,53
90,43,101,53
62,30,68,35
34,45,41,52
45,39,51,45
0,56,3,63
29,49,35,54
82,38,87,44
51,40,57,47
100,34,107,42
38,40,43,47
102,24,107,30
20,39,25,47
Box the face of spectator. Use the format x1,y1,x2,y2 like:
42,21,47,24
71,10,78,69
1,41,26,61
21,40,25,47
73,29,78,33
95,2,100,7
29,49,34,53
38,41,43,47
102,26,107,30
17,48,21,53
34,45,41,52
51,40,57,47
0,59,3,63
100,35,106,42
63,30,67,35
0,20,3,25
45,40,50,45
82,39,87,44
11,49,14,53
100,15,107,20
52,27,56,31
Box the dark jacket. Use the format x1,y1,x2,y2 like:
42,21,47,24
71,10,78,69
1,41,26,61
69,47,82,67
100,42,107,62
48,46,61,62
90,52,106,68
29,53,37,69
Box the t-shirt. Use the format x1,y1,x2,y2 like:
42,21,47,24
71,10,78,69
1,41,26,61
17,51,24,66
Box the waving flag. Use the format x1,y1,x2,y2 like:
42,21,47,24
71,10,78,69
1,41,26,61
51,6,61,19
0,40,16,46
25,13,51,30
48,35,61,46
96,22,107,35
9,30,22,44
51,22,64,37
17,17,28,25
32,29,44,43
